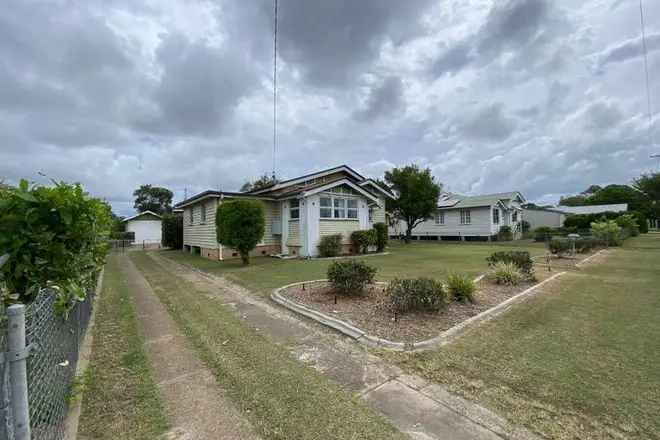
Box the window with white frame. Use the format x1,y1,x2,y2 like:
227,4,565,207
460,209,471,225
200,203,206,223
347,199,358,219
435,211,445,225
320,197,332,218
320,196,359,219
492,208,499,224
290,199,300,219
512,211,518,222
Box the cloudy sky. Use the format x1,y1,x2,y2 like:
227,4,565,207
1,0,659,215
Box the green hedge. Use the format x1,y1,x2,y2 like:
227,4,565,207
162,214,183,249
327,260,377,294
318,234,343,257
0,180,111,309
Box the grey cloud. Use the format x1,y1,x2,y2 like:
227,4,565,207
277,0,434,87
432,42,474,76
354,76,405,121
456,103,517,141
594,33,660,71
139,34,258,136
583,101,624,131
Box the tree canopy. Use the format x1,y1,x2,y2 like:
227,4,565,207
385,165,441,242
633,173,660,218
216,200,265,264
240,174,279,192
133,184,173,215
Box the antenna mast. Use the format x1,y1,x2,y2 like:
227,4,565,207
639,0,654,149
272,0,278,179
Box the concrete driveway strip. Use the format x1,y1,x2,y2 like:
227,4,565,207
148,252,542,440
118,254,260,440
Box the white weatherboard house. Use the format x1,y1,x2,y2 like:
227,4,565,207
123,211,162,246
174,165,394,260
391,192,526,241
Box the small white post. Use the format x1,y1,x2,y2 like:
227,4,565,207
7,305,30,440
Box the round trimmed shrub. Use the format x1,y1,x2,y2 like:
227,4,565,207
216,199,265,265
327,260,377,295
387,278,448,313
373,222,388,252
318,234,343,257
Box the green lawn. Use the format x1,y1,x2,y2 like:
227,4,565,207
161,239,546,295
388,234,660,440
79,253,169,439
129,252,405,440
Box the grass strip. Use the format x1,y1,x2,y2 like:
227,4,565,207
130,251,405,440
389,234,660,440
78,253,168,439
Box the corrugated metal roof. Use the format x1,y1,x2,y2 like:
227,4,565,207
437,192,523,209
556,204,628,215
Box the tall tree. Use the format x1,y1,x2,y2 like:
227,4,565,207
133,184,173,215
558,195,588,206
385,165,441,243
633,173,660,218
241,174,279,192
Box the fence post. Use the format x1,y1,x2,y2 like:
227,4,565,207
7,305,30,440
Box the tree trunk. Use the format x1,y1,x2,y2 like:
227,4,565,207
240,251,250,265
405,225,413,244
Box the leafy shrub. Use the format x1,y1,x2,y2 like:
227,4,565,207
631,211,648,233
575,237,599,253
327,260,377,294
318,234,343,257
521,220,531,233
564,211,623,230
486,251,533,275
216,200,265,264
549,237,572,255
615,214,639,236
162,214,183,249
591,220,623,246
373,222,388,252
351,229,377,254
497,225,513,241
491,262,523,286
0,180,111,308
446,273,476,303
533,226,554,242
387,278,448,313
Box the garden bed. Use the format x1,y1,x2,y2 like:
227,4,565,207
281,271,553,343
532,249,601,270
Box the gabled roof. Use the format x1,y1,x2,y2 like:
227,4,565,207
122,210,162,222
245,165,365,195
173,190,276,209
358,179,396,199
437,191,525,209
301,178,382,205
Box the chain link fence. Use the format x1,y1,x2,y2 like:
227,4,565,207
0,272,97,440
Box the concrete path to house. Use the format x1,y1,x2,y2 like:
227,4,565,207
118,254,261,440
148,252,542,440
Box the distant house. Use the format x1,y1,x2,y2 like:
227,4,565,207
173,165,394,259
123,211,162,246
390,192,526,241
556,204,628,215
522,206,567,230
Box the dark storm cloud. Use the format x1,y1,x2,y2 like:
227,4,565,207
277,0,434,87
432,0,566,77
456,103,517,141
354,76,405,121
139,34,259,136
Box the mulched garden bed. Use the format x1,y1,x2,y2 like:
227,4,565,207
532,249,601,270
282,271,553,343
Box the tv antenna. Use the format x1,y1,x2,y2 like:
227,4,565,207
272,0,278,180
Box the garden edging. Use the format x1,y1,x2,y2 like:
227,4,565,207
271,272,565,352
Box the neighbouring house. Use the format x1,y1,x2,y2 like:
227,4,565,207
174,165,394,259
390,192,526,241
123,211,162,246
555,203,628,215
522,206,567,230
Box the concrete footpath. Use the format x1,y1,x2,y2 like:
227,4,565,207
148,253,542,440
119,255,260,440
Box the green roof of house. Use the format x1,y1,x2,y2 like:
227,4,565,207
438,192,524,209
